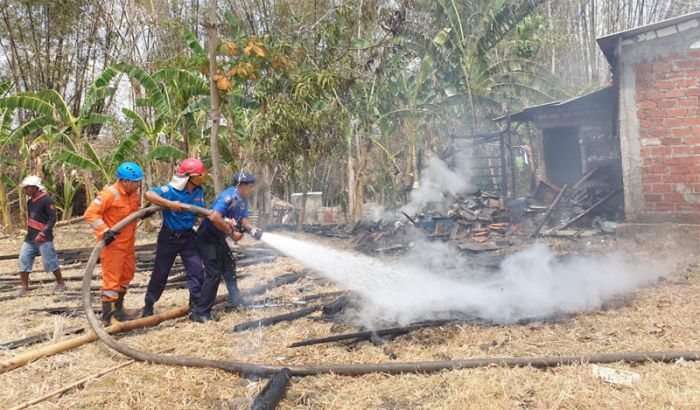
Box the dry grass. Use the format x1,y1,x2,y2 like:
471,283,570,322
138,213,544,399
0,226,699,409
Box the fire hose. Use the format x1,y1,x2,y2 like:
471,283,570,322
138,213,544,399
82,206,700,377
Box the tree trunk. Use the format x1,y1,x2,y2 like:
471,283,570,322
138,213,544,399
208,0,223,195
297,149,309,231
0,181,10,232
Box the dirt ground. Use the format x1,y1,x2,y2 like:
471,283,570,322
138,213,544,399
0,224,699,409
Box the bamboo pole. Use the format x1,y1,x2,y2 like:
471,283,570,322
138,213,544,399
0,269,304,374
0,302,200,374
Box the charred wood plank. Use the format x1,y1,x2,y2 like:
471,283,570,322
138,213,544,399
29,306,102,316
0,327,84,350
549,188,622,232
250,368,293,410
321,294,349,316
530,184,568,238
287,320,452,348
233,305,322,332
245,271,306,296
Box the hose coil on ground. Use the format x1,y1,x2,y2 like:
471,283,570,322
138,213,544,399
82,206,700,376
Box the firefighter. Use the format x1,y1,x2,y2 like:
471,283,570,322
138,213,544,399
17,176,66,295
189,171,262,323
141,158,207,317
84,162,143,326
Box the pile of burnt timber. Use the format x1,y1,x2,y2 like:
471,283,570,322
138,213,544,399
353,191,512,254
531,166,623,237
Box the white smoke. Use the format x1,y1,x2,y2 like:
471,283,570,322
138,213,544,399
400,153,476,216
260,234,665,326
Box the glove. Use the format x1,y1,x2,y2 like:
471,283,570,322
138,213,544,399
248,227,263,240
103,230,119,246
35,231,47,244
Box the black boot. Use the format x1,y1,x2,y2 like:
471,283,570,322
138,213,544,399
142,300,154,317
188,294,199,309
188,312,215,323
102,300,120,326
114,291,131,321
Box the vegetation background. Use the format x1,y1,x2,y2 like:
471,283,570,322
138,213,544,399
1,0,697,230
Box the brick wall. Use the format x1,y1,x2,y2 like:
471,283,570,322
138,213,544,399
635,50,700,215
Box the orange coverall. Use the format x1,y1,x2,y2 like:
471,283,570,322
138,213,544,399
84,182,141,301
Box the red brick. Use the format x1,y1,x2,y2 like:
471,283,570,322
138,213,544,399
678,97,699,107
662,118,682,128
657,80,675,89
642,174,664,183
668,108,689,117
672,146,694,155
643,91,665,100
662,193,684,203
644,193,663,202
638,100,657,110
663,173,694,183
646,165,668,174
648,203,675,212
668,163,694,173
665,89,687,98
662,137,683,145
678,79,699,87
683,136,700,145
682,118,700,126
651,183,673,193
673,60,695,70
671,128,692,137
640,119,663,128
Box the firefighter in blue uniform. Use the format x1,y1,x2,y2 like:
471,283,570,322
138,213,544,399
142,158,207,317
189,171,262,323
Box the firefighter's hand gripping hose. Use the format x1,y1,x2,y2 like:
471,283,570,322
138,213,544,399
82,206,700,377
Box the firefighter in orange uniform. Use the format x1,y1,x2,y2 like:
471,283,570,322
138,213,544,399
84,162,143,325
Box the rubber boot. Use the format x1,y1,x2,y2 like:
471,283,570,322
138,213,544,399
188,294,199,309
102,300,120,326
113,291,131,322
142,300,154,318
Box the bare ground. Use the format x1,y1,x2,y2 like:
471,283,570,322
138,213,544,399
0,225,699,409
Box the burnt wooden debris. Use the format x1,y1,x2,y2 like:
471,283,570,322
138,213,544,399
287,320,453,348
0,327,84,350
0,243,268,272
233,292,353,332
348,166,624,254
250,368,293,410
232,305,323,332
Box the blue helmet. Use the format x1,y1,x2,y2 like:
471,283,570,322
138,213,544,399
232,171,256,186
116,162,144,181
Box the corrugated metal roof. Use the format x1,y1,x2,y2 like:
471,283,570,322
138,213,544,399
494,86,613,123
597,11,700,65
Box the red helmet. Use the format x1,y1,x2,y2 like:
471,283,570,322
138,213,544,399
177,158,206,177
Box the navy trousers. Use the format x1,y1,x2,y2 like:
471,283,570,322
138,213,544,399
145,228,203,305
192,228,243,316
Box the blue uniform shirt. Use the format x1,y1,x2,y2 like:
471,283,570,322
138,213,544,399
150,184,205,231
201,186,249,239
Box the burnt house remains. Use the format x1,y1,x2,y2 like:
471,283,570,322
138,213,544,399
502,11,700,225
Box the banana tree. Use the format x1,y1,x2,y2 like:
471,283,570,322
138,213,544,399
432,0,567,132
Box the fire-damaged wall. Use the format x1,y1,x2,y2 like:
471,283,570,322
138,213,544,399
614,15,700,223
